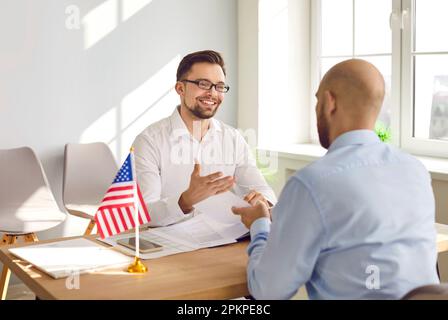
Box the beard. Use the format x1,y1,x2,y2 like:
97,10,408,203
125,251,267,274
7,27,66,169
317,112,331,149
185,100,220,119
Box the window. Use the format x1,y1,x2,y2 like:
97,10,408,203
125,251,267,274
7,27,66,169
314,0,448,157
312,0,397,144
401,0,448,157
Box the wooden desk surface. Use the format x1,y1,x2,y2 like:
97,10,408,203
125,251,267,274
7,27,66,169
0,236,249,300
2,224,448,300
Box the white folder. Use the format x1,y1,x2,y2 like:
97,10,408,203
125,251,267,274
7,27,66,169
9,238,133,279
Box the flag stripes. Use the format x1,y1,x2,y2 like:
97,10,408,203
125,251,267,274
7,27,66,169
94,154,151,239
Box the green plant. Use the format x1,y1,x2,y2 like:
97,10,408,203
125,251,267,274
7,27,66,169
375,121,392,143
255,151,278,184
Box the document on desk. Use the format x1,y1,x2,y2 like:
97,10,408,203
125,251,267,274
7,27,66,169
100,229,199,259
150,213,240,248
8,238,133,279
99,192,251,260
146,191,250,252
102,215,241,259
195,191,251,239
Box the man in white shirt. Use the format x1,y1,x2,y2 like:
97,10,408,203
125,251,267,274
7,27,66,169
133,50,276,227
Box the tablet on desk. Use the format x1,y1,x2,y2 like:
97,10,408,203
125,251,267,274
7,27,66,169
117,237,163,253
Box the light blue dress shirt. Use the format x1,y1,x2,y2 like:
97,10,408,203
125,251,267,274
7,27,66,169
247,130,439,300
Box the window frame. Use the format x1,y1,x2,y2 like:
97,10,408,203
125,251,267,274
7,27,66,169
312,0,448,158
401,0,448,158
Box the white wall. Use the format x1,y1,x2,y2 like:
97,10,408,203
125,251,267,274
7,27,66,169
0,0,237,288
237,0,259,135
238,0,312,147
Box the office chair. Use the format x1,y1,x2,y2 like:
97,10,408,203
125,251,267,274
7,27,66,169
0,147,66,300
62,142,118,235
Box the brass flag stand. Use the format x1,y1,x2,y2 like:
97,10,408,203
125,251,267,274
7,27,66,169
127,147,148,274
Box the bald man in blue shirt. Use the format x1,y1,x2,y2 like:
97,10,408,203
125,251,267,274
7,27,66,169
232,59,439,300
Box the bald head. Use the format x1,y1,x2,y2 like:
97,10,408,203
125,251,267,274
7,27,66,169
315,59,386,149
320,59,385,119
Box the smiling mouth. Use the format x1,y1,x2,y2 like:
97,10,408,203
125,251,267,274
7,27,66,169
198,98,218,107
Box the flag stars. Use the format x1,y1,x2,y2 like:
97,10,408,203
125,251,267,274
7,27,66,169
112,155,134,183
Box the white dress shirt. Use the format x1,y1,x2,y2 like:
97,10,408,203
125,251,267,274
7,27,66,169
133,106,276,227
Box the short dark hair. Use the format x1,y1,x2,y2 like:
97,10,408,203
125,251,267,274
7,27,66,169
176,50,226,81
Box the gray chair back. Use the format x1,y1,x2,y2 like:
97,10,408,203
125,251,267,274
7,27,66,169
0,147,65,234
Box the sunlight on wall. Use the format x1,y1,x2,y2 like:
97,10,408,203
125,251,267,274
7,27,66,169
80,57,182,162
83,0,118,50
119,55,181,161
79,106,118,150
121,0,153,22
259,0,289,148
80,3,181,162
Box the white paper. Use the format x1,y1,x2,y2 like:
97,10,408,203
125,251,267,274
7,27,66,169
195,191,251,224
100,231,199,259
99,192,251,260
195,191,250,238
201,214,249,240
9,238,133,279
150,214,237,248
99,219,235,260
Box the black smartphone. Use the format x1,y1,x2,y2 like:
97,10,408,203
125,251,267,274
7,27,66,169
117,237,163,253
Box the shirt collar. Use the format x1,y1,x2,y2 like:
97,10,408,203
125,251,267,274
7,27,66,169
170,105,222,138
327,130,380,152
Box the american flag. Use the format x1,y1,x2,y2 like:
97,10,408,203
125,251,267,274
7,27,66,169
95,153,151,239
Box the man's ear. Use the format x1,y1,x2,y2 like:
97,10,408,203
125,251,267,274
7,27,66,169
323,90,337,116
175,82,185,96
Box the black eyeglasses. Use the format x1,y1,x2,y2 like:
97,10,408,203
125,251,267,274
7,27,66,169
181,79,230,93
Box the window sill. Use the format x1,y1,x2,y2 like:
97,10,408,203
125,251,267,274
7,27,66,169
261,143,448,182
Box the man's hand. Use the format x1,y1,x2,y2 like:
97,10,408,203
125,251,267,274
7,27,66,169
232,201,270,229
178,163,235,213
244,190,270,207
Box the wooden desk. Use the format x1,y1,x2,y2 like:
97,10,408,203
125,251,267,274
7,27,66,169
2,224,448,300
0,236,249,300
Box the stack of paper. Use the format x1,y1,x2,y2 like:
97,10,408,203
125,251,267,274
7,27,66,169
9,238,133,279
101,191,251,259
